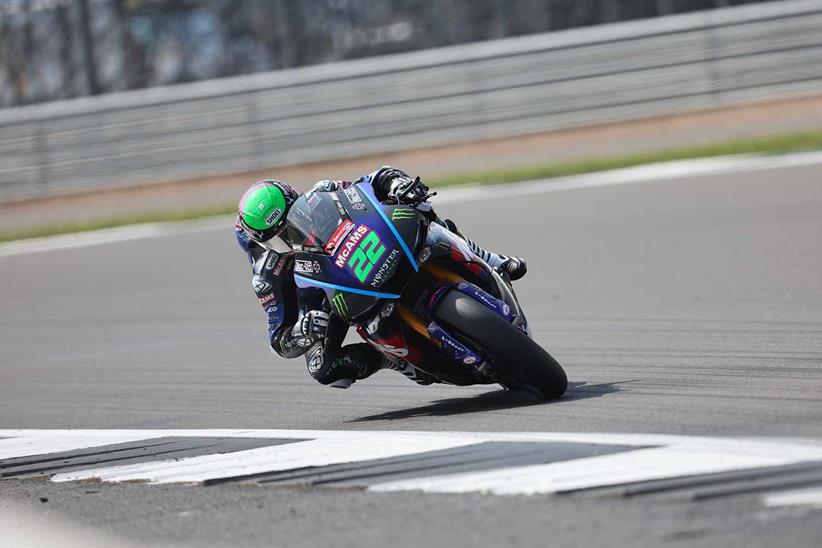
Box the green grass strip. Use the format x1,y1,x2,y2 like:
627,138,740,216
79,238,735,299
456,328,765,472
428,130,822,188
2,129,822,244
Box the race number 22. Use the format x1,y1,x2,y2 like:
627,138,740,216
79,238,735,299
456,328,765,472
348,232,386,283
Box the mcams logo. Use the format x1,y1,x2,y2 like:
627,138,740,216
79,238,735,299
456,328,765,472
334,225,370,269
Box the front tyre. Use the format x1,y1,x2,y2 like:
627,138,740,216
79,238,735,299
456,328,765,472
433,290,567,399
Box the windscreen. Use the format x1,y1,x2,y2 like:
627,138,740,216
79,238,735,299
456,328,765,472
285,192,348,250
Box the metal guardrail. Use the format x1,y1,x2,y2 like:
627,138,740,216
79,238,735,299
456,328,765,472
1,0,821,202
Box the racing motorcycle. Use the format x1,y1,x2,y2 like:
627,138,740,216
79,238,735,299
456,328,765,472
286,179,567,399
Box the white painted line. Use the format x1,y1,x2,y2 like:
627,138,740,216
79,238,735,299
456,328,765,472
0,432,164,460
434,150,822,205
763,487,822,508
5,429,822,496
7,428,822,452
52,435,474,484
367,446,791,495
0,215,230,258
2,150,822,257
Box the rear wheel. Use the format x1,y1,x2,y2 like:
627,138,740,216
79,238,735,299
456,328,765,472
433,290,567,399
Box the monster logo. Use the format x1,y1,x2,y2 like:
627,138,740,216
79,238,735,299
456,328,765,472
391,208,416,221
331,293,348,317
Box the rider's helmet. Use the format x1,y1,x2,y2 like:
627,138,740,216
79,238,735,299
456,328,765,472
237,180,300,252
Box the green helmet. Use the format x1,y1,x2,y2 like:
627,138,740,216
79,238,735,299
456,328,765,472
237,180,299,245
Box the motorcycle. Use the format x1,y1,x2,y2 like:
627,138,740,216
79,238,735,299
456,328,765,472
286,179,567,399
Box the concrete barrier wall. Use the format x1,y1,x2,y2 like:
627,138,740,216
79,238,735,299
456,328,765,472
1,0,821,202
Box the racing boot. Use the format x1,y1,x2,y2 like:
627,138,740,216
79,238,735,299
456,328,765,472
443,219,527,281
330,354,435,388
498,256,528,281
321,343,383,389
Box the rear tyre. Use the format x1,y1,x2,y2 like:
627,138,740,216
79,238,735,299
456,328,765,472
433,290,567,399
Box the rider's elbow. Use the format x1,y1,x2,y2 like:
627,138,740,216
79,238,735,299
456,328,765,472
270,332,306,360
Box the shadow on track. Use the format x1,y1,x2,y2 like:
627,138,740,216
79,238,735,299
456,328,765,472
350,380,627,423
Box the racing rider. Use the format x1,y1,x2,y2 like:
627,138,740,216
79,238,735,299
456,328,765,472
235,167,527,389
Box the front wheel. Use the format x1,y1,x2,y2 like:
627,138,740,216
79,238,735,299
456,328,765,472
433,290,567,399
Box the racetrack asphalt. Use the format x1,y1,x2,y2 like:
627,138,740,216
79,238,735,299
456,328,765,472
1,159,821,547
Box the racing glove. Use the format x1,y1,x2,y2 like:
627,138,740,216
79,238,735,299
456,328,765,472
290,310,330,348
387,175,429,205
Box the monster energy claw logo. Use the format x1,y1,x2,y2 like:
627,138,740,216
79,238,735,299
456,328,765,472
391,208,416,220
332,293,348,317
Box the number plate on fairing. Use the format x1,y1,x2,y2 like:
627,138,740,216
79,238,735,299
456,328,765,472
333,225,387,283
326,222,402,290
288,184,422,320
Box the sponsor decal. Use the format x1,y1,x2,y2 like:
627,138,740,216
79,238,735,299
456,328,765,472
306,346,323,372
295,259,313,275
370,248,400,287
330,193,348,217
440,333,467,354
307,192,321,208
334,224,370,269
265,208,282,225
264,251,280,271
343,186,362,205
313,261,321,273
370,334,423,363
253,276,272,295
272,256,288,276
325,219,356,255
428,321,483,367
455,282,514,322
391,208,416,221
338,227,386,283
476,293,496,309
351,203,366,211
332,293,348,317
371,341,409,358
259,293,277,307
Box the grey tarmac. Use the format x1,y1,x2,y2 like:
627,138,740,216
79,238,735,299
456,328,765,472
1,159,821,546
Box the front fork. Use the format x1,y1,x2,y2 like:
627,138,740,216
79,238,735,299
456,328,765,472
424,262,525,329
421,263,527,377
360,261,528,379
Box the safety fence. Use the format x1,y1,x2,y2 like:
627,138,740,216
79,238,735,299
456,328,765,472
0,0,770,108
1,0,821,201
